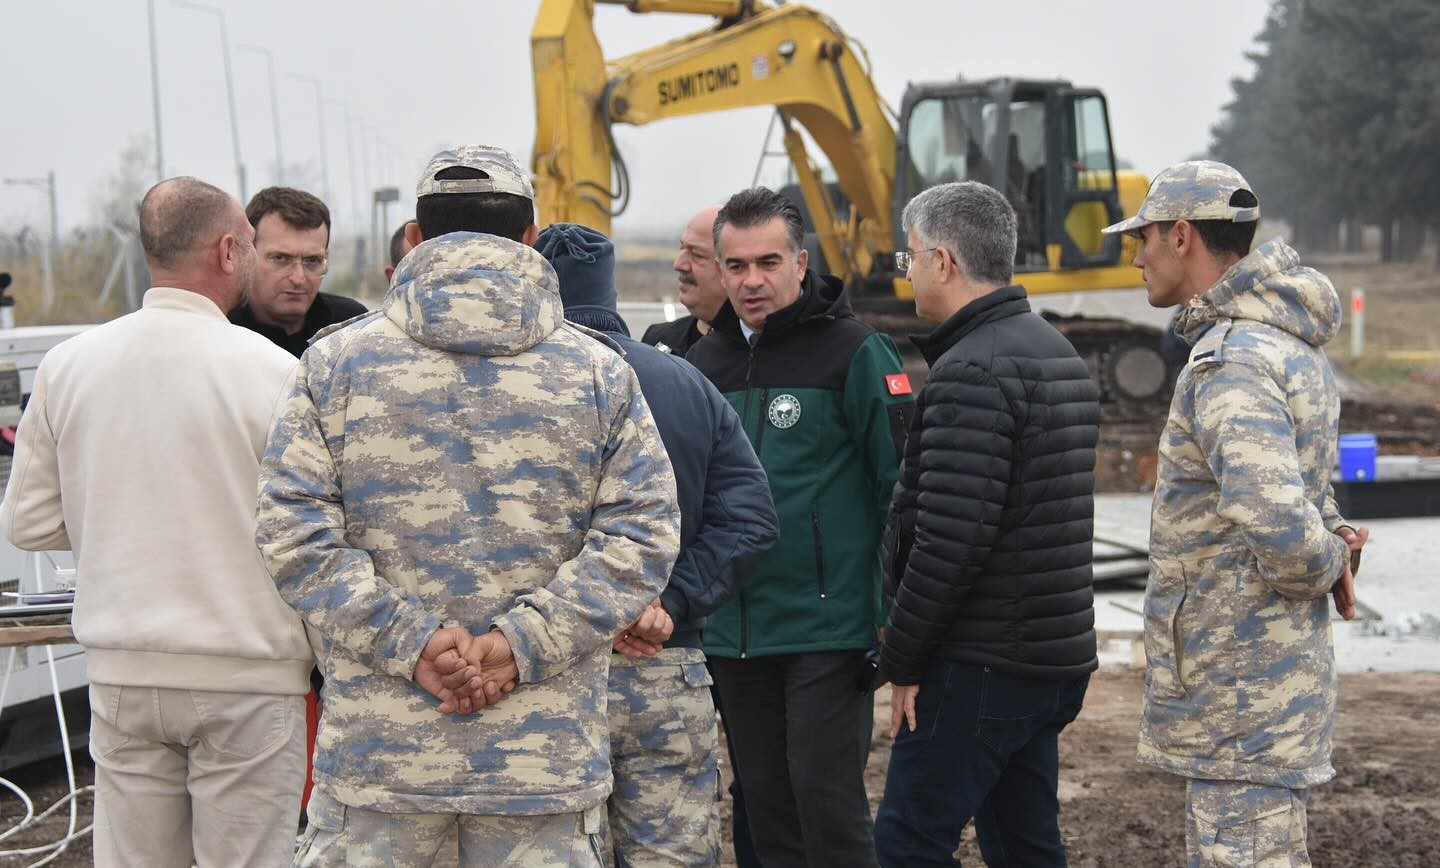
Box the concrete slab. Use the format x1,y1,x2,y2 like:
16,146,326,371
1092,494,1440,672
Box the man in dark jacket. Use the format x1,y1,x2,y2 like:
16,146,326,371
687,187,913,868
537,222,779,868
642,205,723,356
230,187,368,357
874,181,1100,867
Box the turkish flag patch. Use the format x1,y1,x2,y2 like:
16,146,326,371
885,373,912,396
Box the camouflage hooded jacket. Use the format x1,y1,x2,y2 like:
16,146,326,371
256,232,680,814
1140,237,1351,788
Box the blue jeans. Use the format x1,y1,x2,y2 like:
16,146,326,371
874,662,1089,867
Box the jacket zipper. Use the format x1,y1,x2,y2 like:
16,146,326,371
739,593,749,658
738,338,759,659
753,388,770,456
812,509,827,598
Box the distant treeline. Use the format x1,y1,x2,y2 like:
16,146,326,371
1211,0,1440,262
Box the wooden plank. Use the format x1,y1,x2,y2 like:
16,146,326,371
0,616,75,647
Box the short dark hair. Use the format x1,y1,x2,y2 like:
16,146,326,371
246,187,331,245
713,187,804,255
389,220,414,267
1157,190,1260,260
138,176,234,267
415,167,534,242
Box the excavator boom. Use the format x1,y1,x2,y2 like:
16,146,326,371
533,0,895,284
530,1,1175,419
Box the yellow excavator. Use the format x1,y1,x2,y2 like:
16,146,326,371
531,0,1170,418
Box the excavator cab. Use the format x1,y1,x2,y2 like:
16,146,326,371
894,78,1124,276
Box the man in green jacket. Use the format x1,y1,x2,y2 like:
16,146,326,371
687,187,913,868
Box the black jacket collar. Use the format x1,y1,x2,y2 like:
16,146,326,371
710,270,851,343
912,284,1031,367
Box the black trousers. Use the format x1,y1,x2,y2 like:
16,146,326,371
709,650,878,868
709,676,762,868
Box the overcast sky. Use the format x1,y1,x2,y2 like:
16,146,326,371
2,1,1272,240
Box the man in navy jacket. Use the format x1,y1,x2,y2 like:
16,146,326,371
538,223,778,867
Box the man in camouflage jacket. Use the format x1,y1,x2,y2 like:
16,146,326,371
1103,161,1369,867
257,145,681,866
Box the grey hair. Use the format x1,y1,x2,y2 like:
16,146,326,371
901,181,1016,286
713,187,804,256
139,176,236,267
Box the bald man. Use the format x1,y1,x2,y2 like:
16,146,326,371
642,205,724,357
0,177,312,867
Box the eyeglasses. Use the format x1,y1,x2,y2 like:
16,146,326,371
894,247,941,271
263,251,329,276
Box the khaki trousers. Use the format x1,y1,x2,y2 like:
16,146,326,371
88,682,307,868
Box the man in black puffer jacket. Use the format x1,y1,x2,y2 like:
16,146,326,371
875,181,1100,868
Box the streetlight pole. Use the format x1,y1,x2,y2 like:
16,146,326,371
236,43,284,186
146,0,165,181
173,0,245,200
290,74,330,204
325,98,361,244
373,187,399,271
3,173,58,315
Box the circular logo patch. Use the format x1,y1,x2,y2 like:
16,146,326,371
767,393,802,429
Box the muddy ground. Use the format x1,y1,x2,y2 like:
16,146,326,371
8,669,1433,866
719,669,1440,867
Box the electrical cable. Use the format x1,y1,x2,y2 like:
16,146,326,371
0,554,93,866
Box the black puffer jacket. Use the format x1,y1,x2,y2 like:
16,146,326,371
880,285,1100,685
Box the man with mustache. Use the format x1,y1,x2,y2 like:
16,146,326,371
643,205,723,357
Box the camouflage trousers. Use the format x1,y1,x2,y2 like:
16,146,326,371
1185,779,1310,867
295,788,607,867
604,647,721,867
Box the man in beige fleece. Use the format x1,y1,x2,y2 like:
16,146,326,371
0,176,316,867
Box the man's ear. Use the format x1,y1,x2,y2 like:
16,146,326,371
1172,220,1196,257
521,224,540,248
796,246,808,278
936,246,956,281
218,233,239,276
404,221,424,248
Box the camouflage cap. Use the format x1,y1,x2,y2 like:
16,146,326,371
416,145,535,200
1102,160,1259,235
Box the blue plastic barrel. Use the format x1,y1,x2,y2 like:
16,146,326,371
1338,433,1378,482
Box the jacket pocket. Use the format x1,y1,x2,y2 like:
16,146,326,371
86,684,130,759
811,505,827,599
1144,557,1190,700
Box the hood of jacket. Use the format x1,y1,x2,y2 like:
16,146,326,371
1175,237,1340,349
710,269,852,338
384,231,564,356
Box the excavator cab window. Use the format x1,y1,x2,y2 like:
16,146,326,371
897,83,1050,271
907,95,990,188
1047,88,1124,268
896,80,1125,275
1002,94,1048,269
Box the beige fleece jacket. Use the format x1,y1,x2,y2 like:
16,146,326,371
1,287,312,694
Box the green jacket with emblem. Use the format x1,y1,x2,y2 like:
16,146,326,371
685,272,913,657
